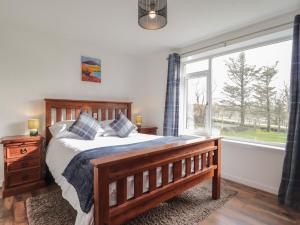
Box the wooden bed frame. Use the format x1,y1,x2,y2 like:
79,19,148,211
45,98,221,225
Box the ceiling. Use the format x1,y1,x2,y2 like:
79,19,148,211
1,0,299,56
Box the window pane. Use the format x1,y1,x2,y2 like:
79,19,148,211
212,40,292,146
186,76,207,130
185,59,209,74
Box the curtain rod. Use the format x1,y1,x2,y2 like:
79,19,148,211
180,21,294,56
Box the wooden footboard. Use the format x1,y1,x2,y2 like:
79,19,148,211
92,137,221,225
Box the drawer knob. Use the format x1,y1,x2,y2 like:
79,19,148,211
20,148,27,154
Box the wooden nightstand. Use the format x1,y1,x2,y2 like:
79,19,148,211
0,135,46,197
137,126,158,135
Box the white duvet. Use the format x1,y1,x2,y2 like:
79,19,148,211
46,133,196,225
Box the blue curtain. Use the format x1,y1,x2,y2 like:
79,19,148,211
163,53,181,136
278,15,300,210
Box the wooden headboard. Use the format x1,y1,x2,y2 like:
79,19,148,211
45,98,132,144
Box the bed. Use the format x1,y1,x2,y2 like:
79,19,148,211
45,98,221,225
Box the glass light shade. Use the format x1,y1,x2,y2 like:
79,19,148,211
135,115,143,126
28,119,39,130
138,0,167,30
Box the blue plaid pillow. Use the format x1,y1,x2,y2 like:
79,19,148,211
110,112,135,137
68,112,101,140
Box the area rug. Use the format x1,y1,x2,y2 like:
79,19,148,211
26,182,237,225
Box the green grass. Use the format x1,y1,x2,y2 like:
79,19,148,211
221,128,287,143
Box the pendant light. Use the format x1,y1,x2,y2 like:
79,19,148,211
138,0,167,30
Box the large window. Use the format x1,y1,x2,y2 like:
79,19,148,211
182,39,292,146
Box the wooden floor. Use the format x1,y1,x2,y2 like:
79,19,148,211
0,179,299,225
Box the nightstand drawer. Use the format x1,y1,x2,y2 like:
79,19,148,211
7,168,40,187
138,127,158,135
6,145,39,159
7,158,40,173
143,128,157,134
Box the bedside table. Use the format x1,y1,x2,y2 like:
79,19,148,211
0,135,46,197
137,126,158,135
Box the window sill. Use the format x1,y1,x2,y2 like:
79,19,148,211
221,138,286,152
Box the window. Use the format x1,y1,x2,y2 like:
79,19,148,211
181,38,292,147
183,59,211,135
186,76,207,129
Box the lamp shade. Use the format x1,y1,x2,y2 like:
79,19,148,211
138,0,167,30
135,115,143,126
28,119,39,130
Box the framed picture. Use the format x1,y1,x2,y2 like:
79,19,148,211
81,56,101,83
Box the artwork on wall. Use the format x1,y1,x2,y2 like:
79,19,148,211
81,56,101,83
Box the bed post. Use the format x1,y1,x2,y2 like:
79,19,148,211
212,139,221,199
94,166,110,225
45,101,52,145
127,103,132,120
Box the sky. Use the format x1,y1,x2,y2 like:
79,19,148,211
212,40,292,102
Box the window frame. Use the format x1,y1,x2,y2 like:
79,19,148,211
180,33,292,148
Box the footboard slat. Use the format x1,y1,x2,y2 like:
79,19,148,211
149,169,157,191
186,157,191,176
92,137,221,225
117,178,127,205
201,153,206,170
134,173,143,198
173,161,182,181
194,155,199,173
162,165,169,186
208,151,213,167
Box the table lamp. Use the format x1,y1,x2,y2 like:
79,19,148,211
28,119,39,136
135,115,142,127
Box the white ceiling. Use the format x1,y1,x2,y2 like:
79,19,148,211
1,0,299,56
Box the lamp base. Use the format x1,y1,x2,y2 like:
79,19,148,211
30,130,38,136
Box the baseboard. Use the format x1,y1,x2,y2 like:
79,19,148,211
222,173,279,195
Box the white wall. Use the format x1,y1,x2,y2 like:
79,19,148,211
131,52,169,135
221,140,285,194
0,24,144,183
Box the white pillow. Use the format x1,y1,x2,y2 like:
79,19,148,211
96,126,105,136
49,121,76,138
102,124,118,137
49,122,68,137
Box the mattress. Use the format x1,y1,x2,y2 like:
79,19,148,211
46,133,200,225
